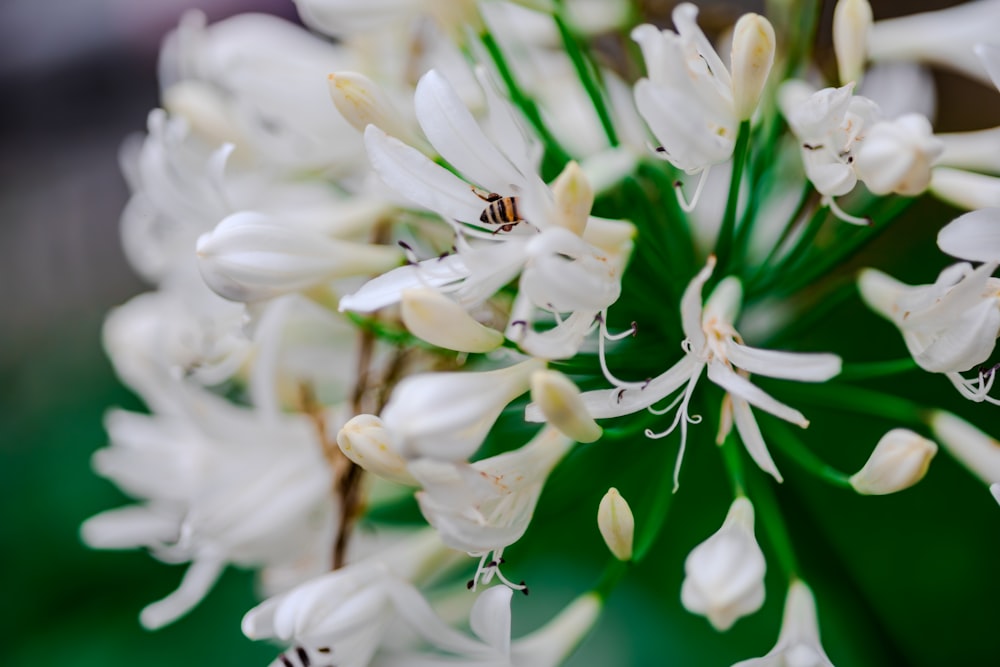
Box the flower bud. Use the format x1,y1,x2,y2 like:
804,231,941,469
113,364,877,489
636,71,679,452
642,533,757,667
833,0,873,85
732,580,834,667
197,212,402,302
597,488,634,561
550,161,594,237
337,414,416,485
328,72,416,144
530,370,602,443
730,13,776,120
849,428,937,495
853,114,943,196
929,410,1000,486
681,497,765,631
400,288,504,353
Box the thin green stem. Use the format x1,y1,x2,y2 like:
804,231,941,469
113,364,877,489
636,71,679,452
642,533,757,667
633,440,680,562
745,465,799,578
715,120,752,274
552,12,618,147
593,558,629,601
480,31,572,173
765,381,930,426
763,418,853,490
838,357,920,381
719,431,747,498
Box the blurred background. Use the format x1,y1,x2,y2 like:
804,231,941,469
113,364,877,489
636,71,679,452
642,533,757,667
2,0,999,665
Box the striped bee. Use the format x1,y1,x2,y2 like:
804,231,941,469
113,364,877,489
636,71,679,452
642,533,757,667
474,189,523,233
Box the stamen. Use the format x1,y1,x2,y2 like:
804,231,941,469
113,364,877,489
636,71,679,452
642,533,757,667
597,312,647,390
674,167,711,213
643,373,703,491
296,646,312,667
824,196,872,226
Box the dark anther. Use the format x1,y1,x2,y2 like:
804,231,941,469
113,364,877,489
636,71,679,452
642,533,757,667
487,560,497,568
511,320,527,328
631,321,638,337
979,362,1000,377
655,146,667,153
641,377,652,390
520,583,530,596
672,179,682,188
593,312,604,324
616,388,627,403
317,647,332,654
437,250,450,261
802,143,823,151
280,655,295,667
499,557,507,565
846,156,854,164
297,646,312,666
397,240,413,251
467,579,475,590
863,217,874,227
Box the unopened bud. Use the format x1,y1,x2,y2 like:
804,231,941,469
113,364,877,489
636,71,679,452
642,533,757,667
929,410,1000,486
853,115,943,196
849,428,937,495
681,496,765,631
328,72,414,143
833,0,873,85
337,414,416,485
196,212,402,302
730,14,776,120
550,161,594,237
530,370,602,443
597,488,634,561
400,288,504,353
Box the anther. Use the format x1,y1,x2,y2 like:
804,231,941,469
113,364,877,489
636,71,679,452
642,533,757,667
803,143,824,150
520,582,530,596
297,646,312,666
467,579,475,590
616,388,627,403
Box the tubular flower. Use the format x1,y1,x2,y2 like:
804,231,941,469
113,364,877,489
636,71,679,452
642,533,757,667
732,580,835,667
341,69,634,359
529,257,841,487
859,263,1000,404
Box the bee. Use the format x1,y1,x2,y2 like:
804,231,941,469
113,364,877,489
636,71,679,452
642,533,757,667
474,188,523,233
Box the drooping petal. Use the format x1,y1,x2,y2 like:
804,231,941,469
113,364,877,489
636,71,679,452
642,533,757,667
708,363,809,427
726,343,842,382
140,557,226,630
339,254,470,313
937,208,1000,262
731,397,783,482
469,586,513,655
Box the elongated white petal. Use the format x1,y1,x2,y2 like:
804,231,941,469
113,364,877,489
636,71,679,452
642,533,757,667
683,257,717,350
726,343,842,382
938,208,1000,262
930,167,1000,210
470,586,512,655
81,505,181,549
530,370,603,443
415,70,524,195
364,124,484,223
936,127,1000,175
708,363,808,427
930,410,1000,484
196,212,402,302
140,558,226,630
401,288,504,353
731,397,783,482
340,255,469,313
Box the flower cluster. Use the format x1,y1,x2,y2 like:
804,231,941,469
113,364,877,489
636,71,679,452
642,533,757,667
84,0,1000,664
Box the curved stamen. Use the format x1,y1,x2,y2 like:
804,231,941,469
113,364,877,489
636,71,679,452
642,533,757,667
674,166,712,213
823,195,872,226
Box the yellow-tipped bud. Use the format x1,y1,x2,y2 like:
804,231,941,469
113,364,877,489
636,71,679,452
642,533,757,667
849,428,937,495
337,414,416,485
530,370,602,443
550,161,594,237
400,288,504,353
598,488,634,561
834,0,873,85
730,13,776,120
328,71,413,141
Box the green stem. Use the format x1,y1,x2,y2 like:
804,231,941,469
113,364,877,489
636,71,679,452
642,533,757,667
765,381,930,426
838,358,919,381
593,558,629,601
715,121,752,274
745,464,799,578
633,441,679,562
719,431,747,498
762,418,852,490
553,12,619,147
480,31,572,173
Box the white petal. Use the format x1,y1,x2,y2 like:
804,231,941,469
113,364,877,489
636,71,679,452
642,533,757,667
140,558,226,630
732,397,783,482
937,208,1000,262
930,167,1000,211
470,586,513,655
726,343,842,382
339,254,469,313
561,356,704,420
708,363,808,427
80,505,181,549
401,288,504,353
976,43,1000,92
363,124,484,223
682,257,717,350
415,70,524,194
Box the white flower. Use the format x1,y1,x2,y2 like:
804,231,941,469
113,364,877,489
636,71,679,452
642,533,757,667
373,586,602,667
597,488,634,561
929,411,1000,486
681,497,766,631
731,580,834,667
533,257,840,487
867,0,1000,86
160,11,363,171
343,69,632,359
858,263,1000,403
632,4,775,173
294,0,482,40
409,426,573,589
196,211,402,303
379,359,545,461
81,383,335,629
243,529,457,667
849,429,938,495
852,114,942,196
